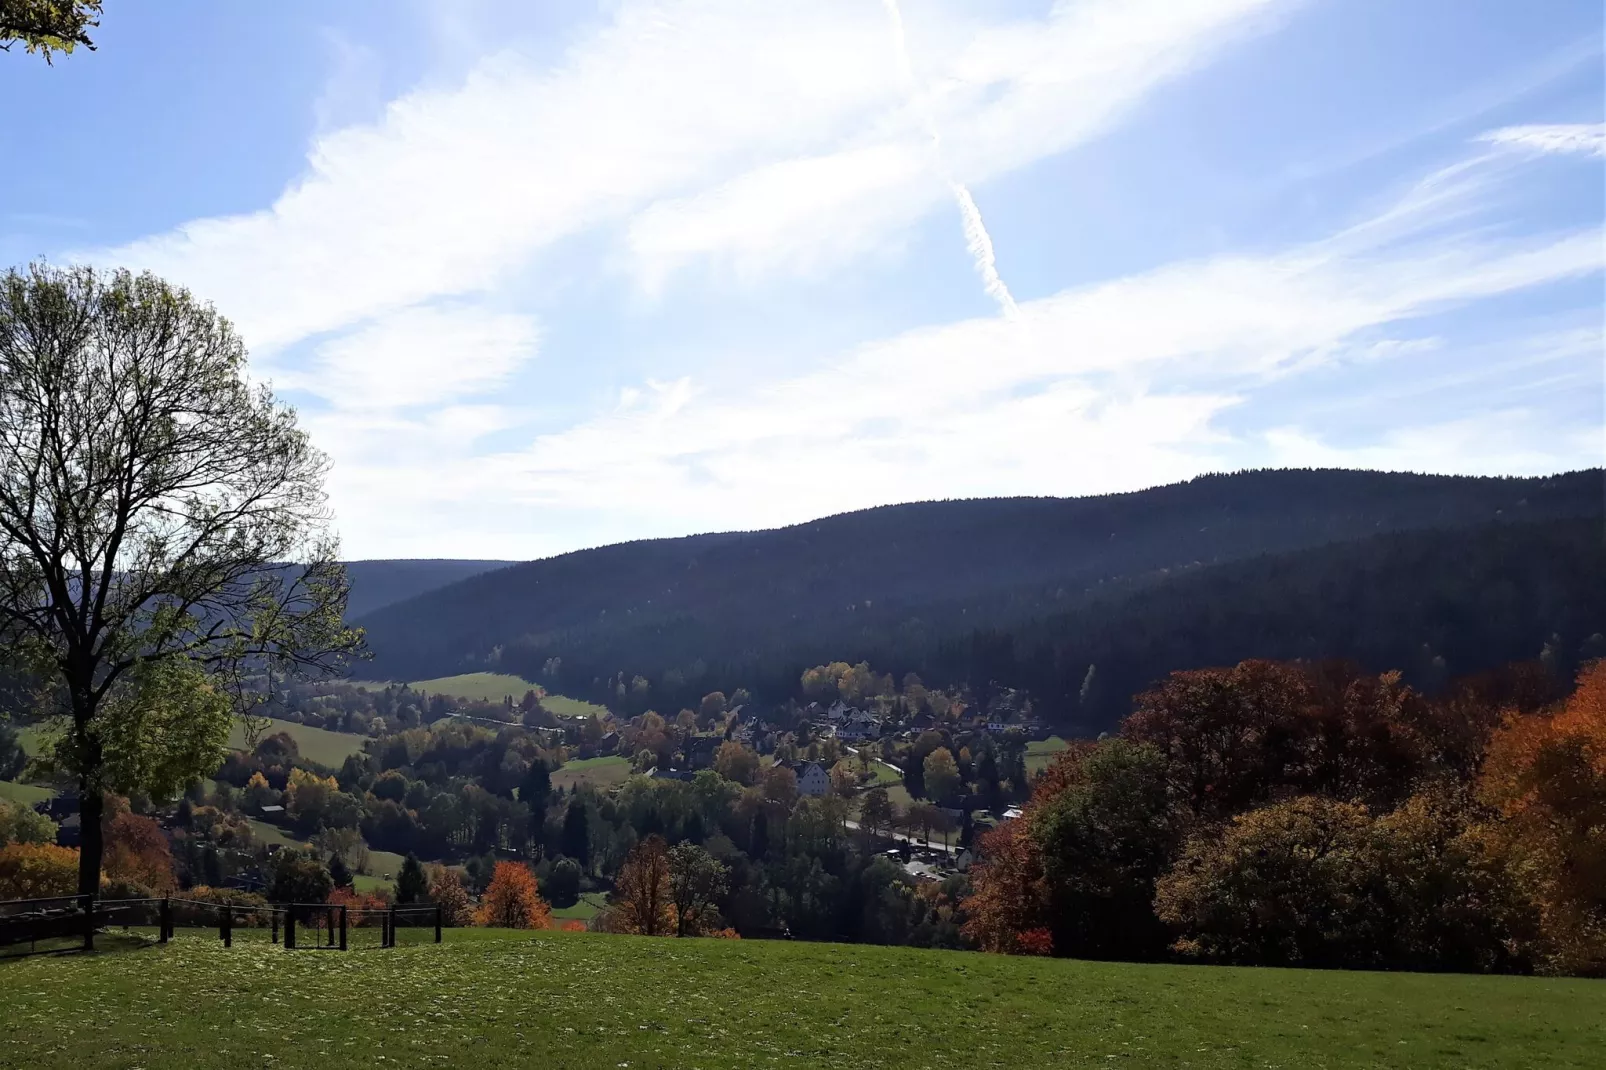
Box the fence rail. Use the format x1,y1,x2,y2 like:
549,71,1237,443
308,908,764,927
0,895,444,955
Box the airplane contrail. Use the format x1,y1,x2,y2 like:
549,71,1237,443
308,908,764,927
882,0,1022,321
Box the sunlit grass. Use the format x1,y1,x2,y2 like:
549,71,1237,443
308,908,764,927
226,717,370,769
1,929,1600,1069
0,779,53,805
1026,735,1069,774
552,755,631,792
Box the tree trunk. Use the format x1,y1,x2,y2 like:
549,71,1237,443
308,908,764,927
77,778,103,898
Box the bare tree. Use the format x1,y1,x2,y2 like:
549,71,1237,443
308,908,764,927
0,263,362,896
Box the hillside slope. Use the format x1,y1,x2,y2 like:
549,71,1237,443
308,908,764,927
936,515,1606,731
355,469,1602,716
342,559,513,618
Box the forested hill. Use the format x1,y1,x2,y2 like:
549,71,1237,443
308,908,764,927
355,469,1604,723
343,559,513,619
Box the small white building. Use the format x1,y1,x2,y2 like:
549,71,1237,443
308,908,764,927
792,760,830,797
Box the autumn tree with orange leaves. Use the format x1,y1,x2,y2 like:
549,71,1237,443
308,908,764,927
103,811,176,894
475,861,551,930
429,865,475,927
1478,659,1606,975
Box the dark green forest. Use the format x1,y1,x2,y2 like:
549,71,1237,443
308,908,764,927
354,469,1604,727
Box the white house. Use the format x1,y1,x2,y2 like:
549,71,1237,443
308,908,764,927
791,760,830,797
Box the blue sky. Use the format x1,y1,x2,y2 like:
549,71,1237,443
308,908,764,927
3,0,1601,559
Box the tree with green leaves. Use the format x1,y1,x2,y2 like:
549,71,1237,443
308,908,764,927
327,851,353,891
923,747,961,802
395,853,429,905
561,796,590,870
269,849,332,906
544,855,582,907
667,841,728,937
859,786,893,840
519,757,551,809
1,0,101,62
0,263,363,897
0,722,26,779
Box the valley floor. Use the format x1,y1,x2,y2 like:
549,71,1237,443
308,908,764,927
1,929,1601,1069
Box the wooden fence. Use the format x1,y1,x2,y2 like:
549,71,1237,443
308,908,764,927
0,895,443,955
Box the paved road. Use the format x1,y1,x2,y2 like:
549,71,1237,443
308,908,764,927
843,819,959,854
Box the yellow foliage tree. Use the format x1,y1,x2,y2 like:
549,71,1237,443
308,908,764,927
0,842,79,899
284,768,338,821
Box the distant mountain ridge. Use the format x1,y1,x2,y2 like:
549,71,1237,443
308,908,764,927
343,559,513,619
352,469,1604,723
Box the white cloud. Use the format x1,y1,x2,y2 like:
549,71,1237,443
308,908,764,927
284,304,541,411
626,0,1283,290
1478,122,1606,157
89,0,911,351
88,0,1284,350
357,177,1601,557
1263,414,1601,478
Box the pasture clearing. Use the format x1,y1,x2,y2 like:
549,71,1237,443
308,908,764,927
13,721,53,758
550,891,609,921
1026,734,1069,774
352,673,608,719
226,717,371,769
551,755,631,792
539,692,609,719
0,779,53,805
1,928,1600,1069
402,672,541,703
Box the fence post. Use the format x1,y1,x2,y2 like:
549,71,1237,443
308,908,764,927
285,908,296,950
220,905,232,948
338,906,347,951
435,905,443,944
82,894,95,952
160,897,171,943
271,909,279,945
388,905,397,948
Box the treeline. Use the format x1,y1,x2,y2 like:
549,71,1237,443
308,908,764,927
925,517,1606,732
965,658,1606,976
353,470,1603,731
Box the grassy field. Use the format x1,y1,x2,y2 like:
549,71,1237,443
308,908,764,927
2,929,1601,1069
244,817,304,849
1026,735,1069,774
550,891,609,921
351,673,609,719
13,721,54,757
0,779,53,805
867,759,903,786
540,693,609,719
226,717,370,768
552,754,632,792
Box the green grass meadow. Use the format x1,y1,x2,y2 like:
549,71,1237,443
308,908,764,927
351,673,608,719
2,929,1600,1069
551,755,631,792
539,692,610,719
227,717,371,769
549,891,608,921
0,779,53,805
1026,735,1069,774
